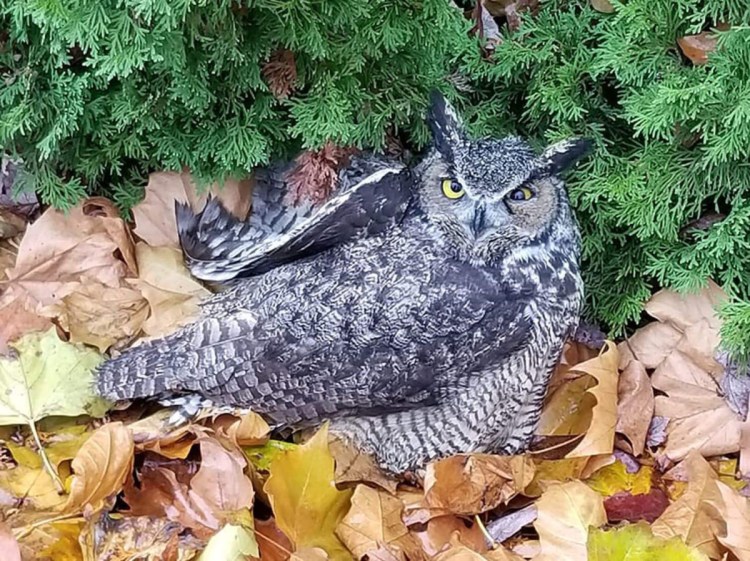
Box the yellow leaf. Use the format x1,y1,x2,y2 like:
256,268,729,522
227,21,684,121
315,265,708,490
534,481,607,561
588,523,709,560
0,328,108,425
586,460,653,497
63,422,134,514
198,522,259,561
264,424,353,561
0,463,68,510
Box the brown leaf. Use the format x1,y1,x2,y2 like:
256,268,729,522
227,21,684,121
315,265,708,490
285,143,356,206
329,436,399,495
124,437,254,538
42,281,148,352
190,437,255,514
336,485,425,561
128,409,208,459
533,481,606,561
132,170,253,248
411,516,490,557
424,455,534,516
0,521,22,561
82,514,201,561
263,50,298,99
1,199,136,352
211,411,271,448
652,350,742,461
63,422,135,514
678,32,719,65
711,480,750,560
63,423,134,513
128,242,210,338
433,545,523,561
256,517,294,561
615,359,654,456
590,0,614,13
651,451,724,559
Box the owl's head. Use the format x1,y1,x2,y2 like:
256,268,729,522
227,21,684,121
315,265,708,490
415,92,590,265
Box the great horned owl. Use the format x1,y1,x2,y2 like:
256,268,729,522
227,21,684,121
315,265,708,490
97,92,589,472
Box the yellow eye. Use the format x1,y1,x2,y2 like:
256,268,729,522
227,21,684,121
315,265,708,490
506,186,535,202
441,178,465,199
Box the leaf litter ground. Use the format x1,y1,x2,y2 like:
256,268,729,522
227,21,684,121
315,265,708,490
1,174,750,561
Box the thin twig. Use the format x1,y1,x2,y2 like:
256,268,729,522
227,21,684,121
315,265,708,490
28,420,65,494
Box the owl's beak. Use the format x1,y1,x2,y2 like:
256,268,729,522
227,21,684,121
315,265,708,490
471,204,487,238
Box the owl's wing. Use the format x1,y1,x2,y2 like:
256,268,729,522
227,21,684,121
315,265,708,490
177,158,410,282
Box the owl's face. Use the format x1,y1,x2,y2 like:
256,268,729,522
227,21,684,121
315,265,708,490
415,93,590,265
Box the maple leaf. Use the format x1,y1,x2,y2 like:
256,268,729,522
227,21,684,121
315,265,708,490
198,513,259,561
264,423,353,561
284,142,356,206
588,523,709,560
262,49,298,99
0,328,108,426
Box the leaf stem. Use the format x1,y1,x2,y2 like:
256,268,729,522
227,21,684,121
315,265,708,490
12,512,82,541
474,514,497,550
28,420,65,494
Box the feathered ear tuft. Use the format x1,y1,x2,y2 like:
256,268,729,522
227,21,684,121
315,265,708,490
539,138,593,175
426,90,465,160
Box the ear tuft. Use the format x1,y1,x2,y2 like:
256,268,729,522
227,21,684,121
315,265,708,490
540,138,593,175
426,90,465,159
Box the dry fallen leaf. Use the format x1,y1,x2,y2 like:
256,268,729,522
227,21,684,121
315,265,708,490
198,518,259,561
533,480,607,561
0,463,69,510
336,484,424,561
265,424,353,561
711,480,750,561
0,328,108,426
256,517,294,561
63,422,135,514
211,411,271,448
590,0,615,13
651,451,724,559
132,171,253,248
678,32,719,65
128,242,210,338
189,437,255,515
433,545,523,561
329,436,399,495
588,522,709,560
43,281,148,352
424,454,534,516
615,359,654,456
0,520,22,561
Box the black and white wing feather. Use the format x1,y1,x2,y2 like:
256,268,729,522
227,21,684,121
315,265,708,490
178,157,410,281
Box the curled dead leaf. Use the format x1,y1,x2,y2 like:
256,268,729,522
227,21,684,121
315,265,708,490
424,455,534,516
615,359,654,456
63,422,135,514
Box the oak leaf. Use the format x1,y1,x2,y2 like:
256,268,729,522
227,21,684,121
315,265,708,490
264,424,353,561
533,480,607,561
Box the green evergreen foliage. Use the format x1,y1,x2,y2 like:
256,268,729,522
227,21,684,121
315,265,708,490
1,0,749,354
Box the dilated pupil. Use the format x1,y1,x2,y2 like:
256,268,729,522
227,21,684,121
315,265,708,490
450,181,462,193
511,189,526,201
